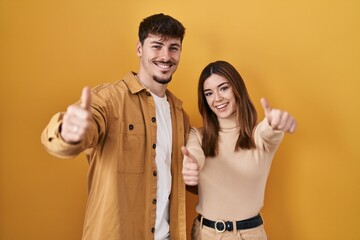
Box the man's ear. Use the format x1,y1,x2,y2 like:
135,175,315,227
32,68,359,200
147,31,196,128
136,41,142,57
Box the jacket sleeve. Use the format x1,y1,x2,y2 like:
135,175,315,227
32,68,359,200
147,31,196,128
40,89,109,159
182,109,190,142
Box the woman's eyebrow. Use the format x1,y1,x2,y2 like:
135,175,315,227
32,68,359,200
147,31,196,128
203,82,228,92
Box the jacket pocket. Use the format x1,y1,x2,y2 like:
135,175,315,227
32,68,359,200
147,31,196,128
118,121,146,173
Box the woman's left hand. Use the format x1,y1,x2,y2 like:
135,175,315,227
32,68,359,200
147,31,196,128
261,98,297,133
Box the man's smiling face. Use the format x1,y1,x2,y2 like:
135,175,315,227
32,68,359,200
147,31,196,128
137,34,182,85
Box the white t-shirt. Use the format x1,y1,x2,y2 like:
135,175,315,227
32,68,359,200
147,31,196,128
152,93,172,240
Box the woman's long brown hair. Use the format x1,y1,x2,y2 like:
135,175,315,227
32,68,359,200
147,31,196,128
198,61,258,157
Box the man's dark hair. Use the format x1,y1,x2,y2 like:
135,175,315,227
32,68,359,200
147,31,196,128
138,13,185,44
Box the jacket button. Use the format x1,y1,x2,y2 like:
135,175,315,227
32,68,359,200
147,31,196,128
151,227,155,233
151,117,156,123
152,199,157,204
152,144,156,149
153,171,157,176
146,92,151,96
129,124,134,130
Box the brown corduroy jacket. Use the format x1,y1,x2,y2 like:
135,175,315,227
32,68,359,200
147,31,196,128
41,72,190,240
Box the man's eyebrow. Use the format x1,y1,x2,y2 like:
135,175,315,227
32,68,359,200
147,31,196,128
149,41,164,45
170,43,181,47
149,41,181,47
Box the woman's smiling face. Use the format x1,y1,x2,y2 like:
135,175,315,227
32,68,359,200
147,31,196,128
203,74,237,119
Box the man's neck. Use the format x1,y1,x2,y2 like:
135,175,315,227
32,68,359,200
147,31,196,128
136,73,167,97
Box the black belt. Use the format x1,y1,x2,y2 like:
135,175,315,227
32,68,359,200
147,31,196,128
198,214,263,233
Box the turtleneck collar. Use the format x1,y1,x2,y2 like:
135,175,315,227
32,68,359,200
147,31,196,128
218,113,239,131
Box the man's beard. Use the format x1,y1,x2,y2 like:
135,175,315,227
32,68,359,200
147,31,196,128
153,75,172,85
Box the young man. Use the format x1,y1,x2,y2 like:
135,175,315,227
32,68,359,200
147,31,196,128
41,13,190,240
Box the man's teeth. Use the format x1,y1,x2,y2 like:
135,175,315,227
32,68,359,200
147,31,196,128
157,63,171,69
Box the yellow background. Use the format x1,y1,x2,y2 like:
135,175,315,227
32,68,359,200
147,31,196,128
1,0,359,239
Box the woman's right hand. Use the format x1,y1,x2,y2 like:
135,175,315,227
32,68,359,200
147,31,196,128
182,146,200,186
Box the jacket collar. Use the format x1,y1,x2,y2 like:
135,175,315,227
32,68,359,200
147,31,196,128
122,72,146,94
123,71,183,109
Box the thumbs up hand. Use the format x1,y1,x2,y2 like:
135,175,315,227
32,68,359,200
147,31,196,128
261,98,297,133
61,87,92,143
182,146,200,186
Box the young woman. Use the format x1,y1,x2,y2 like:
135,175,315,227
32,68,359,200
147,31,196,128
182,61,297,239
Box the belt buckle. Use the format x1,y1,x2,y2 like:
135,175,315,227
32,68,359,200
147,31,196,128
214,220,226,233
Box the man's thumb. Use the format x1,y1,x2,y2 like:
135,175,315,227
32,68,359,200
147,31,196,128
81,86,92,110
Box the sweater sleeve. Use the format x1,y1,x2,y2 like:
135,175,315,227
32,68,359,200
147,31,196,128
185,127,206,170
255,117,285,152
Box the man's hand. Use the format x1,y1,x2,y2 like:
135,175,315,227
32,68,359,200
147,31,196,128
261,98,297,133
182,146,200,186
61,87,92,143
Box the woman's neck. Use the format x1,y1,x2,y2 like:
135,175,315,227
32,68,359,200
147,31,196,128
217,113,239,129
